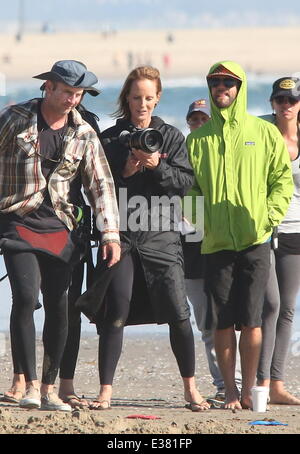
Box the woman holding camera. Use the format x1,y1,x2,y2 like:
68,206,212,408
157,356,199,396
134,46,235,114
88,66,209,411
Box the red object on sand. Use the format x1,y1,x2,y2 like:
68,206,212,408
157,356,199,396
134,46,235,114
126,414,161,420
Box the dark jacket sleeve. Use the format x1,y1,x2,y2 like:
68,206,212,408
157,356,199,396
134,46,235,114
151,125,194,198
101,126,130,189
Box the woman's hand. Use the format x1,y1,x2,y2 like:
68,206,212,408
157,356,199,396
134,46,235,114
122,153,143,178
131,149,160,169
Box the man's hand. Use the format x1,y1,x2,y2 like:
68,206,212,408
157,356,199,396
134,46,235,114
102,242,121,268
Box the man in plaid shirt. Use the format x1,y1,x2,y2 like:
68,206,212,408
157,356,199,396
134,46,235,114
0,60,120,411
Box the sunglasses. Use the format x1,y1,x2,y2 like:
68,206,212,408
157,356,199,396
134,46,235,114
273,96,299,106
207,77,240,89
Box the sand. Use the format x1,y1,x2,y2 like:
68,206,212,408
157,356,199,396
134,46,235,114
0,27,300,85
0,330,300,437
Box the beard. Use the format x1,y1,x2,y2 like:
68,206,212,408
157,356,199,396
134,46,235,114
213,93,236,108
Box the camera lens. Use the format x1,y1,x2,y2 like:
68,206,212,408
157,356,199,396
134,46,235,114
118,128,163,153
140,129,163,153
145,135,156,147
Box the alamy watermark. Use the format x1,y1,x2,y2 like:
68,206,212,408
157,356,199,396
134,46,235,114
95,189,204,242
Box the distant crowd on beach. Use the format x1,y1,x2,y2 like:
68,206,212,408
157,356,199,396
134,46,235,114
0,56,299,414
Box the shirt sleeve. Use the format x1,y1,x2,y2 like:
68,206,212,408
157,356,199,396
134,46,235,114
81,138,120,245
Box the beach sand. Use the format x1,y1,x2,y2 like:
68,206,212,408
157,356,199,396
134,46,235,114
0,330,300,436
0,27,300,84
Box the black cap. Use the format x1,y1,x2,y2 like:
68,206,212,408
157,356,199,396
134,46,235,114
270,77,300,101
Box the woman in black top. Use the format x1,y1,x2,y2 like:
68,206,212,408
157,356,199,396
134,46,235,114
90,66,210,411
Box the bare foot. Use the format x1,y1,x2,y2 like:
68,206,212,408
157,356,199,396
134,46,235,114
224,390,242,410
184,389,210,411
240,395,252,409
269,389,300,405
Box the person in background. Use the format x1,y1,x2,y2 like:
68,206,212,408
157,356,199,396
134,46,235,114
0,60,120,411
183,99,241,406
78,66,210,412
186,99,210,130
57,104,101,409
257,77,300,405
187,61,293,410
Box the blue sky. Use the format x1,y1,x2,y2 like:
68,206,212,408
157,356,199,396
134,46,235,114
1,0,299,31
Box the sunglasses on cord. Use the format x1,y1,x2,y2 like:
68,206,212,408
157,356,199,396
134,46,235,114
273,96,299,105
207,77,240,89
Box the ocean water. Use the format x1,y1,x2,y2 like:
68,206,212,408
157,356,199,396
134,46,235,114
1,73,275,135
0,74,300,336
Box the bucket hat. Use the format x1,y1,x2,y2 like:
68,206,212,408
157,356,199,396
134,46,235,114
33,60,100,96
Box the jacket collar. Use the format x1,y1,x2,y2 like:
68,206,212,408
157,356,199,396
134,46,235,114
14,98,84,143
12,97,85,125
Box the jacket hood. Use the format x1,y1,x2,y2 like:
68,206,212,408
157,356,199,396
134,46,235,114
207,61,247,125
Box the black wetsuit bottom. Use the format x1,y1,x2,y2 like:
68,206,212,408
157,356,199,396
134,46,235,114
4,250,72,384
97,253,195,385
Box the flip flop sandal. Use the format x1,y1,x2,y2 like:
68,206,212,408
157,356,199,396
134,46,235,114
1,389,25,404
89,399,111,410
62,394,89,409
185,400,210,412
206,397,226,409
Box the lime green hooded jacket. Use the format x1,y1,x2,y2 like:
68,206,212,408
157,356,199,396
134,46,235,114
186,61,293,254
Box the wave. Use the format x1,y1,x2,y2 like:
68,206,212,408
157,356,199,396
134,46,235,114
99,72,284,90
4,71,284,95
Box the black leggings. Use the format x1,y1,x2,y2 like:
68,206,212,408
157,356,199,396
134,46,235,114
98,253,195,385
59,260,84,380
258,251,300,381
4,250,72,384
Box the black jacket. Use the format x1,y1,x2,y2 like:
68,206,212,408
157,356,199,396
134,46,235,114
102,116,194,200
76,116,194,325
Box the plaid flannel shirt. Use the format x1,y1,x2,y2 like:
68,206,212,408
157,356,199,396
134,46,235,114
0,98,120,245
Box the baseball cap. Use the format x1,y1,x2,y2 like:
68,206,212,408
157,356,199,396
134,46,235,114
186,99,210,121
270,77,300,101
206,64,242,82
